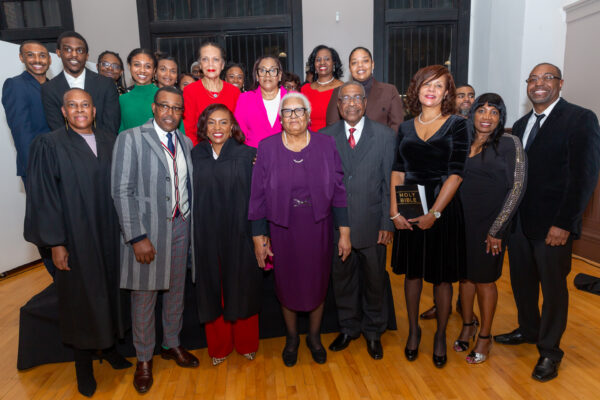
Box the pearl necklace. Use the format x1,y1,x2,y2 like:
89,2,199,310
283,131,309,148
418,112,443,125
316,77,335,86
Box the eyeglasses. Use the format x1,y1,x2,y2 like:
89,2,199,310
100,61,122,71
61,45,86,55
525,74,561,84
281,107,306,118
339,94,365,104
154,102,184,114
257,67,280,77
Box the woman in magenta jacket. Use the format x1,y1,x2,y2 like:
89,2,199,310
234,56,287,148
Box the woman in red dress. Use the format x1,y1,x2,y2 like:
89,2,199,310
300,45,343,131
183,42,240,145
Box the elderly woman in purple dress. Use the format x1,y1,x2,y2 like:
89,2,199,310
249,92,351,367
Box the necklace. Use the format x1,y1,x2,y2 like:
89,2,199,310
316,77,334,86
283,131,309,163
418,112,443,125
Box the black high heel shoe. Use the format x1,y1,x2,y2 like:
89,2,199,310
404,327,421,362
433,332,447,368
99,347,132,369
453,319,479,352
74,349,96,397
282,335,300,367
306,336,327,364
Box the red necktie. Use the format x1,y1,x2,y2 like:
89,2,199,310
348,128,356,149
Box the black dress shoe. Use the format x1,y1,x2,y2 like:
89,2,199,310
306,336,327,364
532,357,560,382
366,339,383,360
329,333,357,352
282,336,300,367
494,329,537,345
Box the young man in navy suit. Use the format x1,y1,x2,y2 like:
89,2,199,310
42,31,120,134
2,40,56,278
2,40,51,184
495,62,600,382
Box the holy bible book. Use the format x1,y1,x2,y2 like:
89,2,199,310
395,184,428,220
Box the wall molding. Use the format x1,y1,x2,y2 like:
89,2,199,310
565,0,600,23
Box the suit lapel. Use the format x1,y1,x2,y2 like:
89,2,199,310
141,121,170,172
527,98,566,149
333,123,352,173
56,72,70,95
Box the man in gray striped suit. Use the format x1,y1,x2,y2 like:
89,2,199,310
320,81,396,360
112,86,198,394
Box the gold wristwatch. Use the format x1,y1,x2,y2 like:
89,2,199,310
429,209,441,219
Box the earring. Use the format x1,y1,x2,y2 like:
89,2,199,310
64,117,69,131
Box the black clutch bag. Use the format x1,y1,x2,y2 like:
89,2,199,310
395,184,428,220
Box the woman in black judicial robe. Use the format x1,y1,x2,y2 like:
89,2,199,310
24,89,130,397
192,103,263,366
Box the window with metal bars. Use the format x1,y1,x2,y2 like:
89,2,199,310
0,0,74,51
373,0,470,99
136,0,303,83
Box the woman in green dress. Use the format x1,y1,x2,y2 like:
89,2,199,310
118,48,158,132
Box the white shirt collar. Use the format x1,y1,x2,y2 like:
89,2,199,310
152,119,177,145
531,96,561,121
64,68,86,90
344,116,365,143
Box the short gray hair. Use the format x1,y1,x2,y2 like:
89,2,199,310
280,92,312,116
337,80,365,99
190,61,200,70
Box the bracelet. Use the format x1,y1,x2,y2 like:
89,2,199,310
390,213,401,220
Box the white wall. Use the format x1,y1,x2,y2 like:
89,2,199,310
562,0,600,115
469,0,578,124
301,0,373,79
0,41,63,273
71,0,141,85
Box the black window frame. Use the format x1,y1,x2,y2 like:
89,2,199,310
373,0,470,92
0,0,74,46
136,0,304,76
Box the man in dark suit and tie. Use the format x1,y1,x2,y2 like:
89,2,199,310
42,31,120,134
2,40,56,278
494,62,600,382
320,81,396,360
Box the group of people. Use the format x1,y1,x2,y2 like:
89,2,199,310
2,29,600,398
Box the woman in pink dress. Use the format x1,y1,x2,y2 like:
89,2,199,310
234,56,287,148
300,45,343,131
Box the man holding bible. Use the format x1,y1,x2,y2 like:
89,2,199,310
320,81,395,360
495,62,600,382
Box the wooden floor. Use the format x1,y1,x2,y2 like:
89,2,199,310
1,255,600,400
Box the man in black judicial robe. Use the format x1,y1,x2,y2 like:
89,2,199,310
24,89,128,395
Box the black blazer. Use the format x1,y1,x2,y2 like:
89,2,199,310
41,68,120,134
512,98,600,239
320,118,396,248
1,71,51,177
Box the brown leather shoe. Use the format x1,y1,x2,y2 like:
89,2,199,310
133,360,153,394
160,346,199,368
420,305,437,320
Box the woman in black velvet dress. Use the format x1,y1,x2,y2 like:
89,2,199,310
452,93,526,364
390,65,469,368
